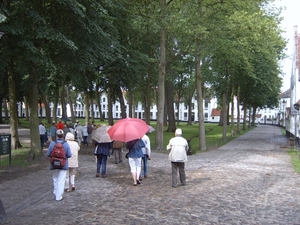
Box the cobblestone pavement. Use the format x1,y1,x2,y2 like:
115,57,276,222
1,125,300,224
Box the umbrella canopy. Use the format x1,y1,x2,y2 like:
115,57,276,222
148,125,155,133
91,125,112,143
107,118,149,142
60,117,71,122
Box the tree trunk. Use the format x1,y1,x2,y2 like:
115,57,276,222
42,95,51,124
0,97,3,124
236,88,241,134
195,46,206,151
251,106,256,126
243,102,247,130
154,16,166,150
24,96,30,120
83,90,89,126
221,91,228,142
66,86,75,122
166,80,176,132
95,88,103,122
107,88,114,125
8,68,22,149
61,86,67,119
230,89,235,137
53,85,59,122
117,86,126,119
28,67,43,160
128,90,133,118
3,98,9,121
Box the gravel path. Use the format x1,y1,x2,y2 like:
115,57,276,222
1,125,300,225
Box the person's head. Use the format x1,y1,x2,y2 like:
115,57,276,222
65,132,75,141
52,121,56,125
56,129,64,139
175,128,182,137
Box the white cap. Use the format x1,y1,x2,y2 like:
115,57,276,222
175,128,182,135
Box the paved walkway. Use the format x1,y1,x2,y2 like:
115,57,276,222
1,125,300,224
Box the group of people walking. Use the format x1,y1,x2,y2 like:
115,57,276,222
47,123,189,201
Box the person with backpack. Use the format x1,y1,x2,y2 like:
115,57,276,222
47,129,72,201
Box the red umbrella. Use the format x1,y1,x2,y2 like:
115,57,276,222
107,118,149,142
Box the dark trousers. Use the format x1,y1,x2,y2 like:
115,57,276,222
114,148,122,163
171,162,186,187
97,154,107,175
40,134,45,150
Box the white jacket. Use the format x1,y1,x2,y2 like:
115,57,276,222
166,136,189,162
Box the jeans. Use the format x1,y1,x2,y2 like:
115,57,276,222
97,154,107,175
140,154,148,178
40,134,45,150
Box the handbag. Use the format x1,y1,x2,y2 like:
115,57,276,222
125,139,138,159
93,146,98,155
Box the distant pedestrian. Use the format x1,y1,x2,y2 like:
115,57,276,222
56,120,64,130
83,125,88,145
166,128,189,188
94,141,112,178
112,140,123,164
64,132,80,192
39,122,47,150
63,124,70,137
46,129,72,201
139,134,151,180
49,122,57,142
126,138,145,186
87,123,93,144
75,123,84,146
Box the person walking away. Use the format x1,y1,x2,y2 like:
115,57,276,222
49,122,57,142
63,124,70,137
126,139,145,186
83,125,88,146
56,120,64,130
112,140,123,164
139,134,151,180
166,128,189,188
75,123,84,146
46,129,72,201
64,132,80,192
87,123,93,144
94,141,112,178
39,122,47,150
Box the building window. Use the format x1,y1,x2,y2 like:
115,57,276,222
205,113,208,118
103,105,106,110
102,97,106,102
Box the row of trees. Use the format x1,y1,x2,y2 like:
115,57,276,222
0,0,286,160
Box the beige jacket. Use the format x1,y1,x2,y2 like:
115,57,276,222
65,132,80,168
166,136,188,162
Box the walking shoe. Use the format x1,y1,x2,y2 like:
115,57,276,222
137,179,141,185
139,177,143,181
102,175,106,178
96,173,100,177
144,175,148,179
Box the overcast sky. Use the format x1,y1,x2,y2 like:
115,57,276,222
274,0,300,92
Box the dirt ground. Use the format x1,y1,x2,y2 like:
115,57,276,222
0,144,94,184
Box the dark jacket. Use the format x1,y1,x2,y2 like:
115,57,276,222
94,141,112,156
